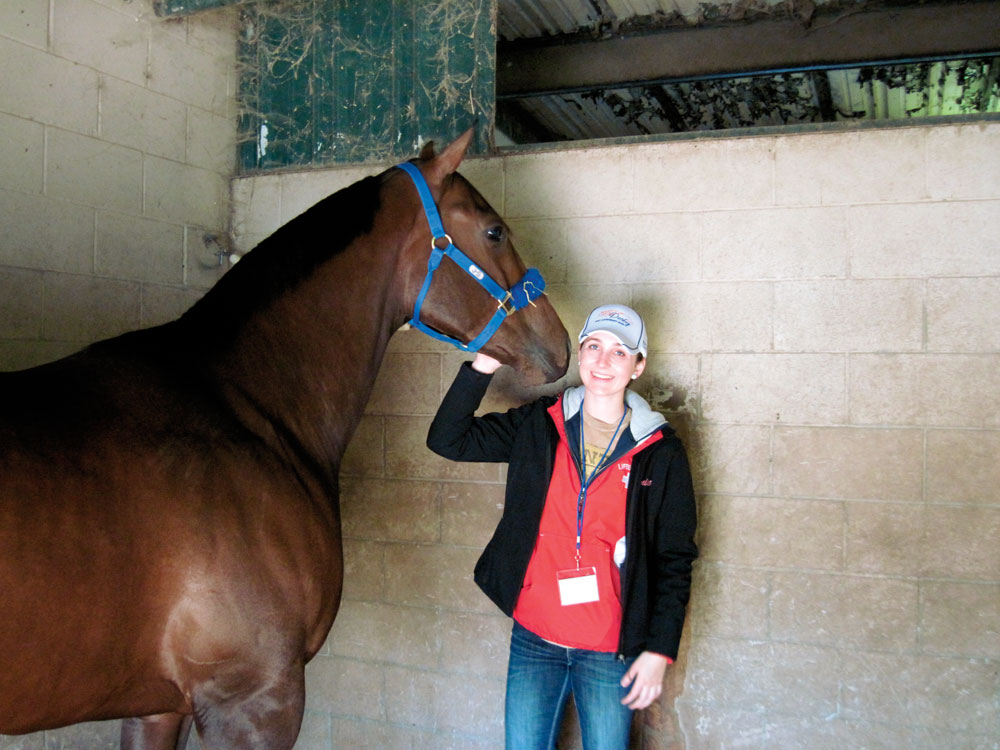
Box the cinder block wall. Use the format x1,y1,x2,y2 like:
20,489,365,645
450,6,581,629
0,0,235,374
2,5,997,746
234,121,1000,750
0,0,236,745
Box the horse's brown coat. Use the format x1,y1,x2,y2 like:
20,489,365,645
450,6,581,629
0,132,569,748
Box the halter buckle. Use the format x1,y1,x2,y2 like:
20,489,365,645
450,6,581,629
497,291,516,316
432,234,453,251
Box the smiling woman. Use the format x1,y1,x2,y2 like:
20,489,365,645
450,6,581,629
426,303,698,750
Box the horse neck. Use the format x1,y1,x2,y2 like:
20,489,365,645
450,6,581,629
197,189,414,481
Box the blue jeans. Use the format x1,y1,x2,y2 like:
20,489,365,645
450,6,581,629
505,622,634,750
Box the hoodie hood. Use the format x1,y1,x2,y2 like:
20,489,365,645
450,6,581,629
561,385,668,444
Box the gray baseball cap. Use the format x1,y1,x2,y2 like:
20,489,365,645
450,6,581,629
578,304,647,358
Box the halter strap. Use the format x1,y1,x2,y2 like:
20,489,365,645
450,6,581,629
397,161,547,353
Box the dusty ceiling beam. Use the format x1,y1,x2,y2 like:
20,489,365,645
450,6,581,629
496,1,1000,98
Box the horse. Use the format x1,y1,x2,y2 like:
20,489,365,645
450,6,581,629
0,129,570,749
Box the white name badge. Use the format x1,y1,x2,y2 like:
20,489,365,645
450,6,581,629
557,567,600,606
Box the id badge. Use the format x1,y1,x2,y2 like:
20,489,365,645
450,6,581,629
557,566,599,606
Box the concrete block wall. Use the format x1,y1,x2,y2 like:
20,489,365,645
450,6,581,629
1,9,997,742
233,120,1000,749
0,0,236,374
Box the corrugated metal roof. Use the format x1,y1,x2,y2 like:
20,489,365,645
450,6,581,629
497,0,762,39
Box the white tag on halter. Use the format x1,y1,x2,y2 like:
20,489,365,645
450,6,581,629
557,567,599,606
467,264,485,280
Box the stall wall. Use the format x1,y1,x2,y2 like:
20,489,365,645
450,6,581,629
234,120,1000,750
0,4,997,744
0,0,235,374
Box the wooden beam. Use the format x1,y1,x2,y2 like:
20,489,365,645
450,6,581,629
496,1,1000,98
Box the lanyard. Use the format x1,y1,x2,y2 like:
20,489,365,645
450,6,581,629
574,404,628,567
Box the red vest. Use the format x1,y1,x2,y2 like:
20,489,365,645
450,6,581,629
512,398,660,651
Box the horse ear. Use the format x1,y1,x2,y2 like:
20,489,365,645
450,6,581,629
418,140,436,160
428,128,474,180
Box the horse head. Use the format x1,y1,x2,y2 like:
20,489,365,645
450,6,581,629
392,129,569,385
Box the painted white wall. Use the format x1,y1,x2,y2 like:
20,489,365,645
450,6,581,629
1,2,997,746
232,121,1000,750
0,0,237,373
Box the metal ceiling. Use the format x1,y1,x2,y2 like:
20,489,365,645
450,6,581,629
494,0,1000,144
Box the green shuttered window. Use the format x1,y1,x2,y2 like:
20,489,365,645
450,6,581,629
236,0,494,170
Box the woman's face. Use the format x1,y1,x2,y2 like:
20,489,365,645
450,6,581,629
578,330,646,400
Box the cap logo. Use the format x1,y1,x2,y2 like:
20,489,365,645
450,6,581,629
599,310,632,327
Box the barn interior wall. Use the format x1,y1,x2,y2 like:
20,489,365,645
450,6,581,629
1,2,998,746
233,120,1000,750
0,0,236,375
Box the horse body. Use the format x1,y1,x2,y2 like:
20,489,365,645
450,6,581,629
0,131,569,748
0,323,342,740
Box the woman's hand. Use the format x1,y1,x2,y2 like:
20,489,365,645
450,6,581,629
471,353,503,374
620,651,670,710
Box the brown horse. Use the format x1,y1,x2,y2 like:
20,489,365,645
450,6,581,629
0,130,569,749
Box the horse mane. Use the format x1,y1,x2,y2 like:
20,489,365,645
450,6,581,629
178,171,387,346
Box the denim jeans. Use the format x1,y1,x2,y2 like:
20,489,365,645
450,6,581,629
505,621,634,750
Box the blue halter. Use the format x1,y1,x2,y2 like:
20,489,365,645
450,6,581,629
397,161,547,353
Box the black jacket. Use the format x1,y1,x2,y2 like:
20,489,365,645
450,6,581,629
427,363,698,660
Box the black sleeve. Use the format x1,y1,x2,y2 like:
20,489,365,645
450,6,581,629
646,440,699,659
426,361,539,464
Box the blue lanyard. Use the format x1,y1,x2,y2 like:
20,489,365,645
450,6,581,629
574,404,628,566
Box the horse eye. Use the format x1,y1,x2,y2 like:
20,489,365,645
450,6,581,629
485,225,505,243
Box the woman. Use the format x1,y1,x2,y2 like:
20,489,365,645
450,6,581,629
427,304,698,750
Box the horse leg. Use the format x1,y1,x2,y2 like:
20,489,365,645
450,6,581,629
121,713,194,750
192,662,306,750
